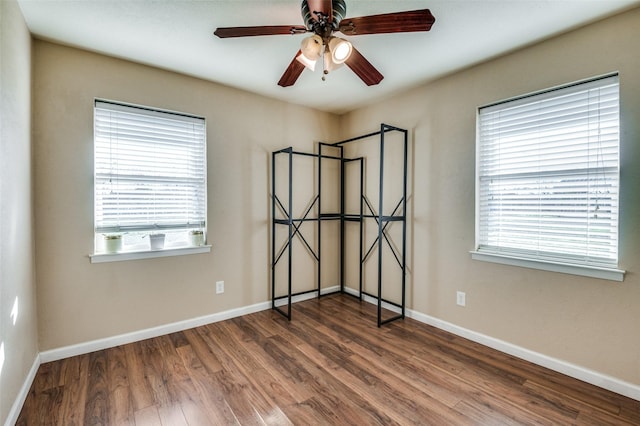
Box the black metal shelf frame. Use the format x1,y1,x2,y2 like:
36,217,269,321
271,124,408,326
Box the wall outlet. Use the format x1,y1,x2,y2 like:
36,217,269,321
456,291,466,307
216,280,224,294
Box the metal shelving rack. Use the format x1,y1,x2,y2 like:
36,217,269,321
271,124,408,326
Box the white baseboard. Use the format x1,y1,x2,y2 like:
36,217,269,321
16,288,640,426
342,286,403,313
5,354,40,426
41,285,345,363
40,300,271,363
40,286,346,363
40,285,343,363
405,309,640,402
343,285,639,401
273,285,340,307
11,301,271,424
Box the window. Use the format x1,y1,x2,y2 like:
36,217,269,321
93,100,207,257
473,74,623,280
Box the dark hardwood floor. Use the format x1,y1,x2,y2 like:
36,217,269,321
16,294,640,425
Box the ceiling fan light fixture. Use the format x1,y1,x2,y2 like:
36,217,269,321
297,34,323,71
296,52,318,71
300,34,323,60
328,37,352,64
215,2,436,87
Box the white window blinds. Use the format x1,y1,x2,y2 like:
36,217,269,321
94,100,206,233
476,74,620,269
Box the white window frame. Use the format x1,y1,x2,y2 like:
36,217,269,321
90,99,210,262
471,74,624,281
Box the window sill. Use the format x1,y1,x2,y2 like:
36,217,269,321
470,251,625,282
90,245,211,263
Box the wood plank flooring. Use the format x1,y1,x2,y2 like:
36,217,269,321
16,294,640,425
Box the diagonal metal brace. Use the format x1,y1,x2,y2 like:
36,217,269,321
362,196,404,269
273,195,320,266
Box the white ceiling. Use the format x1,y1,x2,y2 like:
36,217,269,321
17,0,640,114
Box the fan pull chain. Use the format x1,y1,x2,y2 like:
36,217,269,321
322,52,327,81
321,47,329,81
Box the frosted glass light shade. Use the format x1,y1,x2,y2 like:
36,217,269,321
297,34,324,71
300,35,323,60
296,52,318,71
328,37,352,64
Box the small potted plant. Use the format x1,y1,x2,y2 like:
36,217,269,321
103,234,122,254
189,230,205,246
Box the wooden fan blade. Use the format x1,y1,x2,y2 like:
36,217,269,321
214,25,307,38
278,50,306,87
306,0,333,21
344,47,384,86
339,9,435,35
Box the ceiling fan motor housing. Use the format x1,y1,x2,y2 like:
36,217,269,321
301,0,347,37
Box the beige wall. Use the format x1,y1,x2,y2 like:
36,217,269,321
341,7,640,385
0,0,38,423
32,41,341,351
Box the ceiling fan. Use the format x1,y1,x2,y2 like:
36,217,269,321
214,0,435,87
